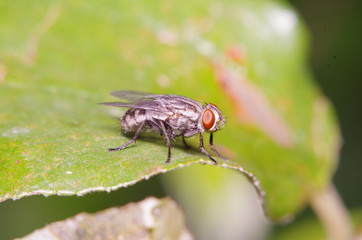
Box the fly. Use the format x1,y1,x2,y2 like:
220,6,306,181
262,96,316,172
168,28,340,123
99,90,226,164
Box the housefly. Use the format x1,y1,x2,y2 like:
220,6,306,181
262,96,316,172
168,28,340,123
99,90,226,164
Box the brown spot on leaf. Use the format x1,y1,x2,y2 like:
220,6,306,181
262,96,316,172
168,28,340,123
214,145,237,159
225,45,247,65
25,173,33,179
212,61,294,147
156,29,178,46
69,135,78,140
144,166,164,176
0,63,7,83
157,74,171,88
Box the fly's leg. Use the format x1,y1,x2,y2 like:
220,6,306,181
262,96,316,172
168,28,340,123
158,120,172,163
209,133,227,160
182,135,190,148
199,133,217,165
108,121,146,152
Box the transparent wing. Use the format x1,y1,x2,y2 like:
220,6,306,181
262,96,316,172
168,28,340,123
98,99,173,114
100,90,171,110
99,91,152,108
99,100,160,109
109,90,157,102
98,102,137,108
100,90,198,115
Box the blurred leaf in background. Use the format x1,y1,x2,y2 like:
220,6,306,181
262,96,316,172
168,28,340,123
19,197,193,240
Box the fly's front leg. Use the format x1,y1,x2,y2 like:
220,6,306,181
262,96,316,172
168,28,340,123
199,133,217,165
158,120,172,163
209,133,227,160
108,121,146,152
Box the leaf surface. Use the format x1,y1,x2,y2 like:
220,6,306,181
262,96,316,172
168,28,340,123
0,0,340,220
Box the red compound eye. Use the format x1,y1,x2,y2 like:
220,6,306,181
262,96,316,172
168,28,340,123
202,109,215,130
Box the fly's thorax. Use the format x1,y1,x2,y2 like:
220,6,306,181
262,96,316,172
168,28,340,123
200,103,225,132
167,112,199,135
162,99,202,135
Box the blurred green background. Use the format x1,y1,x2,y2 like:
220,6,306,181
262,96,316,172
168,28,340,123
275,0,362,237
290,0,362,209
0,0,361,239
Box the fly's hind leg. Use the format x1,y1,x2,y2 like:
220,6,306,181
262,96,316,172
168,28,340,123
158,120,172,163
209,133,227,160
108,121,146,152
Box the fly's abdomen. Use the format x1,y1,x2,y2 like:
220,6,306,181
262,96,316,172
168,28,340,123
121,108,147,132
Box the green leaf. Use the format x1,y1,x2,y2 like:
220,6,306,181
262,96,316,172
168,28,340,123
0,0,340,220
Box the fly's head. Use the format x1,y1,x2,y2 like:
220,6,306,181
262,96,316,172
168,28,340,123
201,103,226,132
